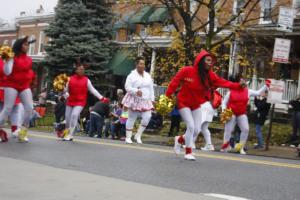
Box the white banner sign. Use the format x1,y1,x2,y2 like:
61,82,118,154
267,79,285,104
272,38,291,63
277,7,295,32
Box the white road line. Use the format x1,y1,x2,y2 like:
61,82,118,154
205,193,251,200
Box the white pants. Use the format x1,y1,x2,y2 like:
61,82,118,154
0,88,33,127
179,107,202,148
224,114,249,143
0,103,23,127
194,122,212,145
126,110,152,130
192,102,214,145
65,106,83,136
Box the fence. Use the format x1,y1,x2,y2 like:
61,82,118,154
154,78,298,103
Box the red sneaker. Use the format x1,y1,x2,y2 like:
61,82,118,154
220,141,231,152
0,129,8,142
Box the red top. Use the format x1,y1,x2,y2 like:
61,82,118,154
66,74,88,107
227,88,249,116
3,53,33,90
166,50,241,110
0,58,20,104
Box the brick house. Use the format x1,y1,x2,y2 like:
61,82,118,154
111,0,300,102
0,24,17,47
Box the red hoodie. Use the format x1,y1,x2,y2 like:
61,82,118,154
0,58,20,104
4,53,33,92
166,50,241,110
66,74,88,107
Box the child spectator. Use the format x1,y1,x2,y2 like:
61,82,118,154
254,91,271,149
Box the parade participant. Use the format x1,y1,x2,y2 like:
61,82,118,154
122,57,155,144
0,58,24,142
63,60,107,141
166,50,244,160
0,37,35,142
198,101,216,151
221,75,270,154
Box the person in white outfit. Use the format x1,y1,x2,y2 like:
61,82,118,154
122,57,155,144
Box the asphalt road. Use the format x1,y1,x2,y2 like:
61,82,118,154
0,130,299,200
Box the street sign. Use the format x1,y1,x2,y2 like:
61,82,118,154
277,6,296,32
272,38,291,63
267,79,285,104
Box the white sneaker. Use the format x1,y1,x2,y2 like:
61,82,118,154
12,129,20,138
125,138,133,144
191,142,196,149
134,135,142,144
201,144,215,151
63,134,73,141
184,154,196,160
240,148,247,155
174,136,181,155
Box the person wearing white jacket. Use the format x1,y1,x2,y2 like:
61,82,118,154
122,57,155,144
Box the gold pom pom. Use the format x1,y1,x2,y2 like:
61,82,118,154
155,95,175,116
0,45,14,60
53,73,69,92
220,108,233,124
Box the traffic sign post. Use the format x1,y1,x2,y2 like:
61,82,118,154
272,38,291,64
265,80,285,150
277,6,296,32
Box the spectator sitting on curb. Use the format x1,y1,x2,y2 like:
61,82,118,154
88,98,110,138
29,109,41,127
110,103,123,139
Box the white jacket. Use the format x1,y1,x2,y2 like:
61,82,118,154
125,69,155,101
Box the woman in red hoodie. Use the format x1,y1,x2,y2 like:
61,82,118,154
166,50,243,160
0,37,35,142
63,60,107,141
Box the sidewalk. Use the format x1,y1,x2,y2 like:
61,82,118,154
29,126,300,160
141,133,300,160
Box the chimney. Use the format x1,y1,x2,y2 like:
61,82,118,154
36,5,44,14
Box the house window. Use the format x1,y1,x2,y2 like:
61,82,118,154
38,31,45,54
234,0,245,14
260,0,277,24
190,0,198,15
3,40,8,45
11,39,16,46
294,0,300,11
28,35,36,55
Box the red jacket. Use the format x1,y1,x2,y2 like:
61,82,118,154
66,74,88,107
0,58,20,104
227,88,249,116
3,53,33,91
166,50,241,110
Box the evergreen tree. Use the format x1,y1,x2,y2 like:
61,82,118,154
44,0,114,81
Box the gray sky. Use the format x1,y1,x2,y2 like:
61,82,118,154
0,0,58,23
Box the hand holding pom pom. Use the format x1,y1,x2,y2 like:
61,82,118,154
220,108,233,124
53,74,69,92
155,95,175,116
0,45,14,60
